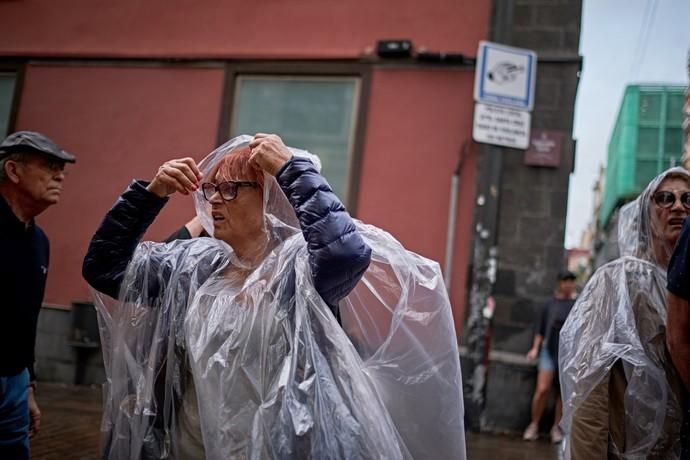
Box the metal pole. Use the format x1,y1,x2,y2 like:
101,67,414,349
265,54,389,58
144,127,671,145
444,142,470,290
444,175,460,289
464,144,503,431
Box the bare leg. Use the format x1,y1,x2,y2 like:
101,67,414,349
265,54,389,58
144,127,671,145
554,393,563,427
531,369,555,424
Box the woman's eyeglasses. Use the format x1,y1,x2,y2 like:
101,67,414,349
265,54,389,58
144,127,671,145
652,191,690,209
201,181,257,202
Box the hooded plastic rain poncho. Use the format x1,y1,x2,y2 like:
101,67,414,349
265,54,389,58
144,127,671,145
92,135,466,460
559,167,689,459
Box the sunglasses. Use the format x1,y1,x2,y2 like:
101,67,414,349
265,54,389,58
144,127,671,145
201,181,257,202
652,191,690,209
14,156,65,172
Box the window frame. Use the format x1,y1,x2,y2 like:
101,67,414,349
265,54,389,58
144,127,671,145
0,59,25,137
217,61,371,214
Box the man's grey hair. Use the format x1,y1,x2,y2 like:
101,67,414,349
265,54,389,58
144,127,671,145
0,153,24,184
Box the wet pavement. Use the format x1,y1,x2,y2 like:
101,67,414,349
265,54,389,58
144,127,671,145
31,382,559,459
466,432,560,459
31,383,102,460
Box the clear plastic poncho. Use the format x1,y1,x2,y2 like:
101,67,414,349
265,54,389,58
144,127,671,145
93,135,466,460
559,167,688,459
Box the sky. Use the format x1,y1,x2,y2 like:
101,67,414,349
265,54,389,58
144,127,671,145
565,0,690,248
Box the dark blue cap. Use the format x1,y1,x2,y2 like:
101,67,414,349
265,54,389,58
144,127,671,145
0,131,76,163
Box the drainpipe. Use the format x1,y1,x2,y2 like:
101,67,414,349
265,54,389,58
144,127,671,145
444,141,471,290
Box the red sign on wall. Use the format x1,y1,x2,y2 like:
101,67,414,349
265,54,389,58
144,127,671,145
524,130,563,167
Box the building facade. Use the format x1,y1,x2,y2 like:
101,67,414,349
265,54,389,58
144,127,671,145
1,2,582,436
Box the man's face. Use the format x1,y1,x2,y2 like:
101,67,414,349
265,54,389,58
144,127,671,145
652,177,690,248
557,279,576,297
10,153,67,207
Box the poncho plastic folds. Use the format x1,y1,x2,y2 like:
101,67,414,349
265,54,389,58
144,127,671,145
90,136,467,459
559,167,687,459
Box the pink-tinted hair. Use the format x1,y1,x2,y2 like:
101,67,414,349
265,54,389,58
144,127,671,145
214,146,264,187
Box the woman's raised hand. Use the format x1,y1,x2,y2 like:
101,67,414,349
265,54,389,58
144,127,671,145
248,133,293,176
146,157,203,198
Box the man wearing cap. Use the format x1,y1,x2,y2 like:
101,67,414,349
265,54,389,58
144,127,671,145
0,131,75,459
522,270,577,443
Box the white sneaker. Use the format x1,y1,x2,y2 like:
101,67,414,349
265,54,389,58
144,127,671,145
523,422,538,441
550,426,563,444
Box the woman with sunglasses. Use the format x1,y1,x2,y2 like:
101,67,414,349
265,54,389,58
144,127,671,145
559,168,690,459
82,134,466,459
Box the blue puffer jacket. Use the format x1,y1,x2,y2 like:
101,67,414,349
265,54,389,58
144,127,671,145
82,156,372,316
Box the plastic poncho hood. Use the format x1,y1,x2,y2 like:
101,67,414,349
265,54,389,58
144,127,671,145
93,135,466,459
559,167,689,458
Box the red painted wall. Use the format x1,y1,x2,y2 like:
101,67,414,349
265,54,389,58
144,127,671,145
0,1,489,59
357,68,476,330
4,1,491,332
19,64,478,329
15,64,225,305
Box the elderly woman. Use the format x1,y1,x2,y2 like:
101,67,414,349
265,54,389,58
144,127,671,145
83,134,466,460
559,167,690,459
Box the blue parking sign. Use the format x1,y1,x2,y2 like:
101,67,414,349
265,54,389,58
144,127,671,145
474,41,537,111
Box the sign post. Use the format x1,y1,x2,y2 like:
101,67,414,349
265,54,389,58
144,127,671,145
472,41,537,149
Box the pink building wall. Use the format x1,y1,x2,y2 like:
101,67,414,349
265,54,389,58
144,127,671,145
358,68,476,330
15,64,225,304
1,0,491,331
0,0,488,59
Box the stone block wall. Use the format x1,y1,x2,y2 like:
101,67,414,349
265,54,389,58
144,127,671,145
487,0,581,356
34,307,105,386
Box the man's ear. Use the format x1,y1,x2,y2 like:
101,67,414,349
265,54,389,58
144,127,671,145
4,159,22,184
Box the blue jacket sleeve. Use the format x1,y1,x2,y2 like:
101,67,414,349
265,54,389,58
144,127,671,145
276,157,372,311
82,180,168,298
668,216,690,300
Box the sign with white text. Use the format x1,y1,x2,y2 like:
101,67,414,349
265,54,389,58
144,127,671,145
472,103,531,149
